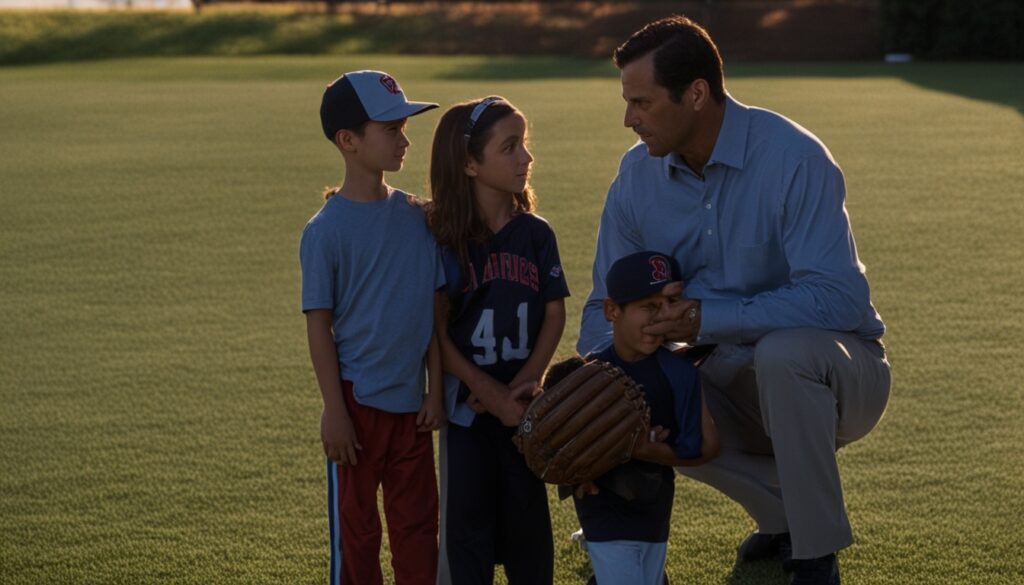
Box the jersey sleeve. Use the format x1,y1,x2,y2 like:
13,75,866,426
668,359,704,460
439,245,465,299
534,220,570,303
299,222,337,313
433,242,447,291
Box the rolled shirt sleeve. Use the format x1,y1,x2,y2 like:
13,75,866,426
577,170,644,355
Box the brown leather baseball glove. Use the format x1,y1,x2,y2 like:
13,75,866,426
512,359,650,486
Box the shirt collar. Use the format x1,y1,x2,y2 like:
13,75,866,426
663,94,749,178
708,95,749,170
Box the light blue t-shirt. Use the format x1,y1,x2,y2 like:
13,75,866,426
300,190,444,413
579,95,885,355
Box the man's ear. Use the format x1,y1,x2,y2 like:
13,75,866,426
603,298,620,323
690,79,711,112
334,129,359,153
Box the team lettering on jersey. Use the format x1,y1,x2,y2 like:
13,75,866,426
466,252,540,293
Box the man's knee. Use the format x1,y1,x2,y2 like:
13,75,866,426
754,328,825,380
752,328,846,419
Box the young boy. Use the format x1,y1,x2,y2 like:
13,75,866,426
556,251,720,585
300,70,443,585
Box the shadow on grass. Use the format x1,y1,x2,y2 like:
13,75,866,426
435,57,618,81
894,65,1023,115
725,62,1024,116
444,61,1024,116
721,560,791,585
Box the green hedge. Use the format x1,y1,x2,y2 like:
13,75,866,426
881,0,1023,59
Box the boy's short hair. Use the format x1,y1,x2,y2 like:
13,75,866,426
320,70,438,141
542,356,587,391
606,251,680,306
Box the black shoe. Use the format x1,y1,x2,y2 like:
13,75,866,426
789,553,840,585
737,530,793,568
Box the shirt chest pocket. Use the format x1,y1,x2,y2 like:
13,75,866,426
728,199,774,248
728,239,790,292
717,192,788,290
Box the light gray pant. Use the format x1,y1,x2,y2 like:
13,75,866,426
677,328,891,559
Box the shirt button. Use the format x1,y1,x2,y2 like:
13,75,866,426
705,203,712,209
706,229,713,235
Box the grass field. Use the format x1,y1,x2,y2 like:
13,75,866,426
2,55,1023,584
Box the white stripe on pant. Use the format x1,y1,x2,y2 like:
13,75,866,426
327,459,343,585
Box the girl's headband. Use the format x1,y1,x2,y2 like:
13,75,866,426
464,96,505,140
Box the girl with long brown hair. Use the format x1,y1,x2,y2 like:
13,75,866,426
427,97,569,585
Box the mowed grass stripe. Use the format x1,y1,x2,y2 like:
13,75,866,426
2,57,1022,584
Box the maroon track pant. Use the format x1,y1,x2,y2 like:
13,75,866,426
326,381,438,585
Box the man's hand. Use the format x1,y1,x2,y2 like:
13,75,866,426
322,407,362,466
415,398,446,433
642,281,701,343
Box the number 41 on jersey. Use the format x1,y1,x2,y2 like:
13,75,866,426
471,302,530,365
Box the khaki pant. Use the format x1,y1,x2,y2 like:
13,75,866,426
678,328,892,559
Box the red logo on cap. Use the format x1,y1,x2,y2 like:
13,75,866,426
649,255,669,284
379,75,400,95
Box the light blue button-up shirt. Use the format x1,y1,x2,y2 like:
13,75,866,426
578,96,885,355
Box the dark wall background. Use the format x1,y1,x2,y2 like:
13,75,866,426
880,0,1023,60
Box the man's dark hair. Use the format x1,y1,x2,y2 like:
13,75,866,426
613,15,726,104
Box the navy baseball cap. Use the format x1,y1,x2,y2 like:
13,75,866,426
320,70,438,141
606,251,680,305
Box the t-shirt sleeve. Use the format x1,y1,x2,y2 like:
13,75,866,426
671,363,704,460
299,223,337,313
535,221,570,303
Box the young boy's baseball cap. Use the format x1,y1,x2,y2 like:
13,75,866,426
320,70,438,141
606,251,680,305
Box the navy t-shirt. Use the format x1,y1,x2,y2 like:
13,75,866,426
573,345,701,543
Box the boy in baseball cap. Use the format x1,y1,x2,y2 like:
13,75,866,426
301,70,444,585
318,70,438,187
320,70,438,142
552,251,719,585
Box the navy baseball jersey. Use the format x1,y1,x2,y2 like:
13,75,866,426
574,345,703,543
444,213,570,392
